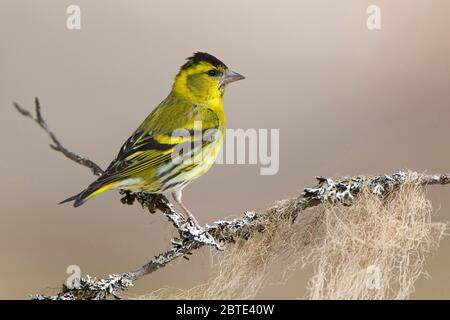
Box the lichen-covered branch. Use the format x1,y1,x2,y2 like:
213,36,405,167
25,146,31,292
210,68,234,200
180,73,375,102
15,99,450,300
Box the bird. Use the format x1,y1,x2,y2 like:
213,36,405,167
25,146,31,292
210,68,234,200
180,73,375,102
60,52,245,226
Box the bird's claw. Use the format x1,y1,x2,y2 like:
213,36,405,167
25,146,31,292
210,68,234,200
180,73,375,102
187,217,202,230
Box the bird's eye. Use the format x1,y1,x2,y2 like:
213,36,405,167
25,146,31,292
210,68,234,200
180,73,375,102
207,69,220,77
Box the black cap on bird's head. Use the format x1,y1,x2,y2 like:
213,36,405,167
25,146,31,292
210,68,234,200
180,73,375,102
179,52,245,85
181,52,228,71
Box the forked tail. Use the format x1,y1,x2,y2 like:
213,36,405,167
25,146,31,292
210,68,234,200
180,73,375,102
59,181,116,207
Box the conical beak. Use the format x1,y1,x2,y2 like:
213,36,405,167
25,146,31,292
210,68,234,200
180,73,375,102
223,69,245,84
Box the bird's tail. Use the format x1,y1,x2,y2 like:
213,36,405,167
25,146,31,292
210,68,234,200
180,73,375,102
59,180,116,207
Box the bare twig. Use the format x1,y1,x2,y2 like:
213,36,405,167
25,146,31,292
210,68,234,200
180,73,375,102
15,99,450,300
14,98,104,176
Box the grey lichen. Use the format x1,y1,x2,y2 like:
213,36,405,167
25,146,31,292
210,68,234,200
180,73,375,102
302,171,408,206
34,274,134,300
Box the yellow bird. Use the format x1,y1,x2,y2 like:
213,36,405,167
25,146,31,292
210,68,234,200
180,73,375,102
61,52,245,225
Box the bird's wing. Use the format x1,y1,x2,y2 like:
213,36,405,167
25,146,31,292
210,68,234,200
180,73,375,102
92,104,221,187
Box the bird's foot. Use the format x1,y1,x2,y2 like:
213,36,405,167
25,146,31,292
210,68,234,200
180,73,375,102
186,215,201,229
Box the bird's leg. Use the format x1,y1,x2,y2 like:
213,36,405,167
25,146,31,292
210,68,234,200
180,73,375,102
172,190,200,228
179,201,200,227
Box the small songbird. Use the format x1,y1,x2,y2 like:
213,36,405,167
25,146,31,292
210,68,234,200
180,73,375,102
61,52,244,225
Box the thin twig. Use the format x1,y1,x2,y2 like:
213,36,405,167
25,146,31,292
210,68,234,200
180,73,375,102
13,98,104,176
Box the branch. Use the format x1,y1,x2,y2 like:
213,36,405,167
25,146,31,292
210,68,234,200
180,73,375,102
15,99,450,300
13,98,104,177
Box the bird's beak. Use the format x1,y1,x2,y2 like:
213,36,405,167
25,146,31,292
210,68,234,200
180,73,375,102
223,69,245,85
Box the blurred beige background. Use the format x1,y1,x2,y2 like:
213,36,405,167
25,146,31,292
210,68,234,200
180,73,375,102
1,0,450,299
